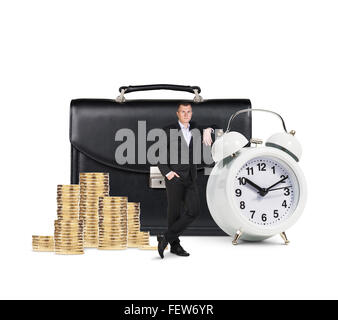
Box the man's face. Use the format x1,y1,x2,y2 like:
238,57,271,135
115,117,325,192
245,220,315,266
176,104,192,124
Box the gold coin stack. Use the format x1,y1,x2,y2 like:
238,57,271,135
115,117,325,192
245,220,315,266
79,172,109,248
98,196,128,250
55,185,83,254
54,219,84,255
127,202,142,248
57,184,80,220
32,236,55,252
137,231,150,246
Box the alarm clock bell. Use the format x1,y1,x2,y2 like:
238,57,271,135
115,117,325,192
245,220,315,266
211,131,248,162
266,131,302,161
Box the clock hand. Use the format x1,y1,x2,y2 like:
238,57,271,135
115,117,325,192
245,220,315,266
266,176,289,192
244,178,267,196
267,186,292,192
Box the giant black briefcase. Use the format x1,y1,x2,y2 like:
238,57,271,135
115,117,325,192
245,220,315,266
70,84,252,236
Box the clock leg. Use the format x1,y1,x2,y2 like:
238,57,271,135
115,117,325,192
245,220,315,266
232,230,242,245
280,232,290,245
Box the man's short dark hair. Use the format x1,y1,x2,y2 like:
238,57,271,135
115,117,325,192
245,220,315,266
177,101,192,111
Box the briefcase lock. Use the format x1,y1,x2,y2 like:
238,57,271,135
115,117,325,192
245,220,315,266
149,166,166,189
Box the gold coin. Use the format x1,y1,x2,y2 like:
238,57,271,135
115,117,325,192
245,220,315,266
32,243,54,246
57,208,80,212
56,191,79,195
79,179,109,182
99,231,128,235
98,199,127,202
57,216,80,220
54,230,83,234
80,196,107,200
54,246,84,250
80,183,109,187
98,247,127,250
57,185,80,190
98,204,128,207
98,216,127,220
139,245,160,250
99,232,127,236
80,187,109,191
98,239,127,243
79,172,109,176
98,221,127,225
54,225,83,229
32,235,54,239
57,201,79,205
55,251,84,255
56,196,80,201
99,226,127,230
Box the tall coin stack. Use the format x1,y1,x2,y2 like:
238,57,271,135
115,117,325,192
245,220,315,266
79,172,109,248
55,185,84,255
98,196,128,250
32,236,55,252
127,202,142,248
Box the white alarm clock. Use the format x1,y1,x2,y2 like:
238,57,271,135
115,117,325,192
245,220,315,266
206,109,307,245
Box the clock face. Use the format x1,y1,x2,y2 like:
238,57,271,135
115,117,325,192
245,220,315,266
232,156,300,227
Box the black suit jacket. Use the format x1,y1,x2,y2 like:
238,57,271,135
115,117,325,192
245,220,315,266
158,121,216,182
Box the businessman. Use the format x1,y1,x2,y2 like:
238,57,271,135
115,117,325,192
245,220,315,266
157,102,215,258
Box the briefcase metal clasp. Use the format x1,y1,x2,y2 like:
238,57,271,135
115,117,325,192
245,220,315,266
149,166,166,189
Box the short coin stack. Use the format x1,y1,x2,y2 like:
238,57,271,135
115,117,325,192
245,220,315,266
127,202,142,248
136,231,151,248
54,184,83,255
79,173,109,248
32,236,55,252
98,196,128,250
54,219,84,255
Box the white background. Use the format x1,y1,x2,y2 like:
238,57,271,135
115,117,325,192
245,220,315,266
0,0,337,300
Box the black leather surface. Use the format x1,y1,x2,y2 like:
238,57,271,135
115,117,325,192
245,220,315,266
70,98,252,235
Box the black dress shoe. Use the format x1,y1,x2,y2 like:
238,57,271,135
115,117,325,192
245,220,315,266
157,234,168,259
170,244,190,256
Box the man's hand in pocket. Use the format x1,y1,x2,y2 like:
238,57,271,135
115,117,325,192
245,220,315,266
166,171,180,181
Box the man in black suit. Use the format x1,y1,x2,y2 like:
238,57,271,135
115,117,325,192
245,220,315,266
157,102,215,258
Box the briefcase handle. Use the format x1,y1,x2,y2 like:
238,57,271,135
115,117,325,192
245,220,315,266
116,84,203,103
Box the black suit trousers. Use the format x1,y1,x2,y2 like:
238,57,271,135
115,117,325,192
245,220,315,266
164,174,201,245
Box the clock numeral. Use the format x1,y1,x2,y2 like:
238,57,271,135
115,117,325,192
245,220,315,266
250,210,255,219
257,163,266,171
261,214,267,222
271,166,276,174
238,177,246,185
240,201,245,209
284,188,290,196
280,175,287,183
235,189,242,197
282,200,287,208
273,210,279,218
246,167,254,175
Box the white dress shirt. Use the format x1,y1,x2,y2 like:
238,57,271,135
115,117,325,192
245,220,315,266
178,120,192,146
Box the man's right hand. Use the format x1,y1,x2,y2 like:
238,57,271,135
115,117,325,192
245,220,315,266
166,171,180,180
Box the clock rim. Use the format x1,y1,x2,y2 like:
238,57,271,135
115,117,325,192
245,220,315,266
225,147,307,238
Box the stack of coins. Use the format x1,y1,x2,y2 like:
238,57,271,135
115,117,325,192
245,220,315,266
32,236,55,252
136,231,150,247
127,202,141,248
79,172,109,248
98,196,128,250
57,185,80,220
54,219,84,255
